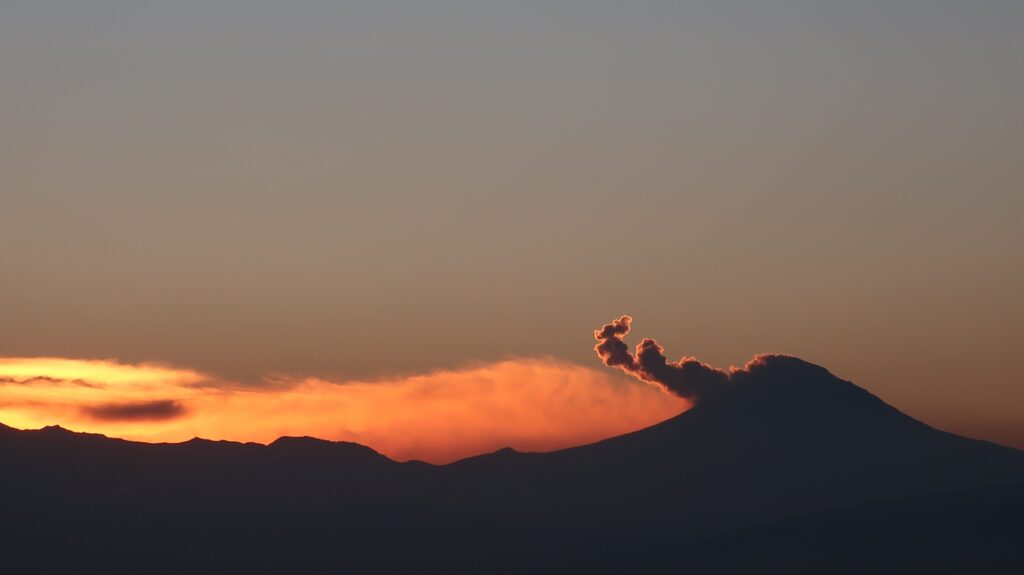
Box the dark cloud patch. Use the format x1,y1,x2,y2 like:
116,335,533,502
0,376,101,388
83,400,186,421
594,316,730,402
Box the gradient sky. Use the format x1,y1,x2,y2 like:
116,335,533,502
2,1,1022,450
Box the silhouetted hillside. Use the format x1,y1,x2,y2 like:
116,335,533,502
2,357,1022,573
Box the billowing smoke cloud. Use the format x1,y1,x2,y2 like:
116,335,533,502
595,316,729,402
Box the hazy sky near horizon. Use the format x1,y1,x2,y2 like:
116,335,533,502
1,2,1022,448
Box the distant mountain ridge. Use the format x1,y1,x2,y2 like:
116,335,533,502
2,356,1022,573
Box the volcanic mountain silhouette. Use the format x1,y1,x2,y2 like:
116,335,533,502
2,356,1022,573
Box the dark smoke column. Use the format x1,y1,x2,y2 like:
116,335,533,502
594,316,729,402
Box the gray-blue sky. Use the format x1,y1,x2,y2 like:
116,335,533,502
1,1,1022,446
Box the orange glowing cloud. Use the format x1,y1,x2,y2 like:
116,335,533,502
0,357,685,463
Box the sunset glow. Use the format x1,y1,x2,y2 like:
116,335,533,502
0,357,686,463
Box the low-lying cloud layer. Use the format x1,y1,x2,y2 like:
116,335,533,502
0,356,684,463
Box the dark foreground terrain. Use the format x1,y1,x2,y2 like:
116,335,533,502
3,356,1022,573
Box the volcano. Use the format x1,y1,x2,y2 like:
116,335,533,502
2,356,1022,573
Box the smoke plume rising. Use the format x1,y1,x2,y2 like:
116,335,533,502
595,315,730,402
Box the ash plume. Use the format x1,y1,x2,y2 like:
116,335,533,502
594,315,729,402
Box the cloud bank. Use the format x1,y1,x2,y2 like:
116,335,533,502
0,356,684,463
